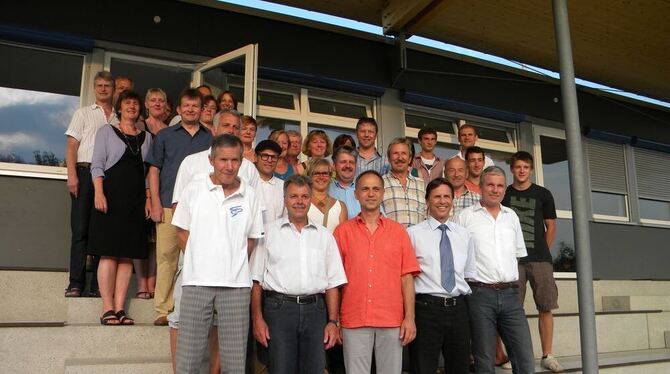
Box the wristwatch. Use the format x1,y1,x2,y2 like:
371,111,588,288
327,319,340,327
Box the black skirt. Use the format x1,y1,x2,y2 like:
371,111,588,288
88,128,147,259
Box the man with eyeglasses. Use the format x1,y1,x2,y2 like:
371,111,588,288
255,140,286,224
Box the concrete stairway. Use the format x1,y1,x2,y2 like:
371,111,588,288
2,270,670,373
0,270,171,374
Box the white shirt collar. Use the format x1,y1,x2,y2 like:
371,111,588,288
205,174,246,198
279,216,318,230
427,216,454,231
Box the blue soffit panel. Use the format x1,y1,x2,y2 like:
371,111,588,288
400,91,526,123
0,23,94,52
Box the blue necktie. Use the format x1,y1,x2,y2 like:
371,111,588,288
438,224,456,293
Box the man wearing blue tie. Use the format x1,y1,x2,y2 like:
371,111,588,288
407,178,476,374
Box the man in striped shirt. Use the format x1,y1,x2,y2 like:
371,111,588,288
381,137,426,227
445,157,481,220
64,70,118,298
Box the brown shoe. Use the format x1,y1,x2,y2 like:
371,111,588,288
153,315,168,326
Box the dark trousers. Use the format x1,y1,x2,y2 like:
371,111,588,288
68,166,98,291
468,287,534,374
264,294,327,374
410,295,470,374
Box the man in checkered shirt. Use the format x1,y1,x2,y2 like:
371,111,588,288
445,157,481,220
381,137,426,227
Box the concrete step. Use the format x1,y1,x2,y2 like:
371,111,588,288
67,298,155,325
526,310,666,357
519,348,670,374
0,270,68,323
64,357,172,374
603,295,670,312
0,324,171,374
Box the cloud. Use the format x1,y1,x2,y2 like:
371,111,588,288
0,87,76,109
0,132,43,152
47,100,80,128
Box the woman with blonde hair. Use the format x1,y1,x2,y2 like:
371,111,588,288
306,158,347,232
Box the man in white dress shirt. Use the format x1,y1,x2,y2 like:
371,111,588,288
408,178,476,374
455,166,534,374
255,139,286,224
250,175,347,374
171,109,260,205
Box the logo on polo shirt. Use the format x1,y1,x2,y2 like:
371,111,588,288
230,205,243,217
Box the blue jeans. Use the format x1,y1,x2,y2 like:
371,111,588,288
468,286,534,374
264,293,327,374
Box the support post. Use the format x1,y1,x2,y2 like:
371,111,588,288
551,0,599,372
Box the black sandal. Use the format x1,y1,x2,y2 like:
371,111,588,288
100,310,120,325
116,310,135,325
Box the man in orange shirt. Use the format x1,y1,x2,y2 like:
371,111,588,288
333,170,421,374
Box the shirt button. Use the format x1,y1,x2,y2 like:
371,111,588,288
369,254,374,258
369,268,372,272
368,284,372,288
368,299,372,303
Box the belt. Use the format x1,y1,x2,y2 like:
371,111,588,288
468,281,518,290
264,291,322,305
76,162,91,168
416,294,464,307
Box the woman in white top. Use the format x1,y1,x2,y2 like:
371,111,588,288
307,158,347,232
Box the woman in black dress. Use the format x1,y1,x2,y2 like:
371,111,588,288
89,90,152,325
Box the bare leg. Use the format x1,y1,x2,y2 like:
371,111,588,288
538,311,554,356
170,327,178,373
113,259,134,312
209,326,221,374
495,334,508,365
133,258,149,294
97,257,118,313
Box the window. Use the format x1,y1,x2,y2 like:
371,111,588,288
535,131,572,216
106,54,192,106
634,147,670,224
586,140,629,221
404,106,517,183
0,43,84,177
551,219,576,272
308,98,367,118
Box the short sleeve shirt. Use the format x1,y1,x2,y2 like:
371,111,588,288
250,217,347,295
333,215,421,329
145,123,212,206
171,177,264,287
502,183,557,263
65,104,118,163
381,172,426,227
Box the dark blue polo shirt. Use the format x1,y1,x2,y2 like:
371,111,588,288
145,123,213,207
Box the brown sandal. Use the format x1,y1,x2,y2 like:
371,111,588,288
65,287,81,298
136,291,152,299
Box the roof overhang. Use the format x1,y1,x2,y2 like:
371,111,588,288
267,0,670,103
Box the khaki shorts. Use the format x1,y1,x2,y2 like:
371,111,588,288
517,262,559,312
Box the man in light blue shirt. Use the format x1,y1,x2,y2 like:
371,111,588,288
329,145,361,219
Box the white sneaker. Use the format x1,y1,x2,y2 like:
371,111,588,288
541,354,564,373
500,360,512,370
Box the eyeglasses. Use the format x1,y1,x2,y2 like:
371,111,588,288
259,153,279,161
311,171,331,177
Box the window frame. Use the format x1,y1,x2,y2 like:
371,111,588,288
0,42,87,180
585,139,632,223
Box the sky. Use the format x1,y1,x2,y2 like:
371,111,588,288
219,0,670,109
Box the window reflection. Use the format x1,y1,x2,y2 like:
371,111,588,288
540,136,572,211
0,87,78,166
639,199,670,221
551,218,576,272
592,191,627,217
256,117,299,143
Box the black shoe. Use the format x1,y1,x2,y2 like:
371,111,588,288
86,289,101,298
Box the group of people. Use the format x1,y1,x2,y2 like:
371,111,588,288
64,71,564,374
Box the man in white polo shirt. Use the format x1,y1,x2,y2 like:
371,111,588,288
408,178,476,374
250,175,347,374
172,134,264,373
455,166,534,374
